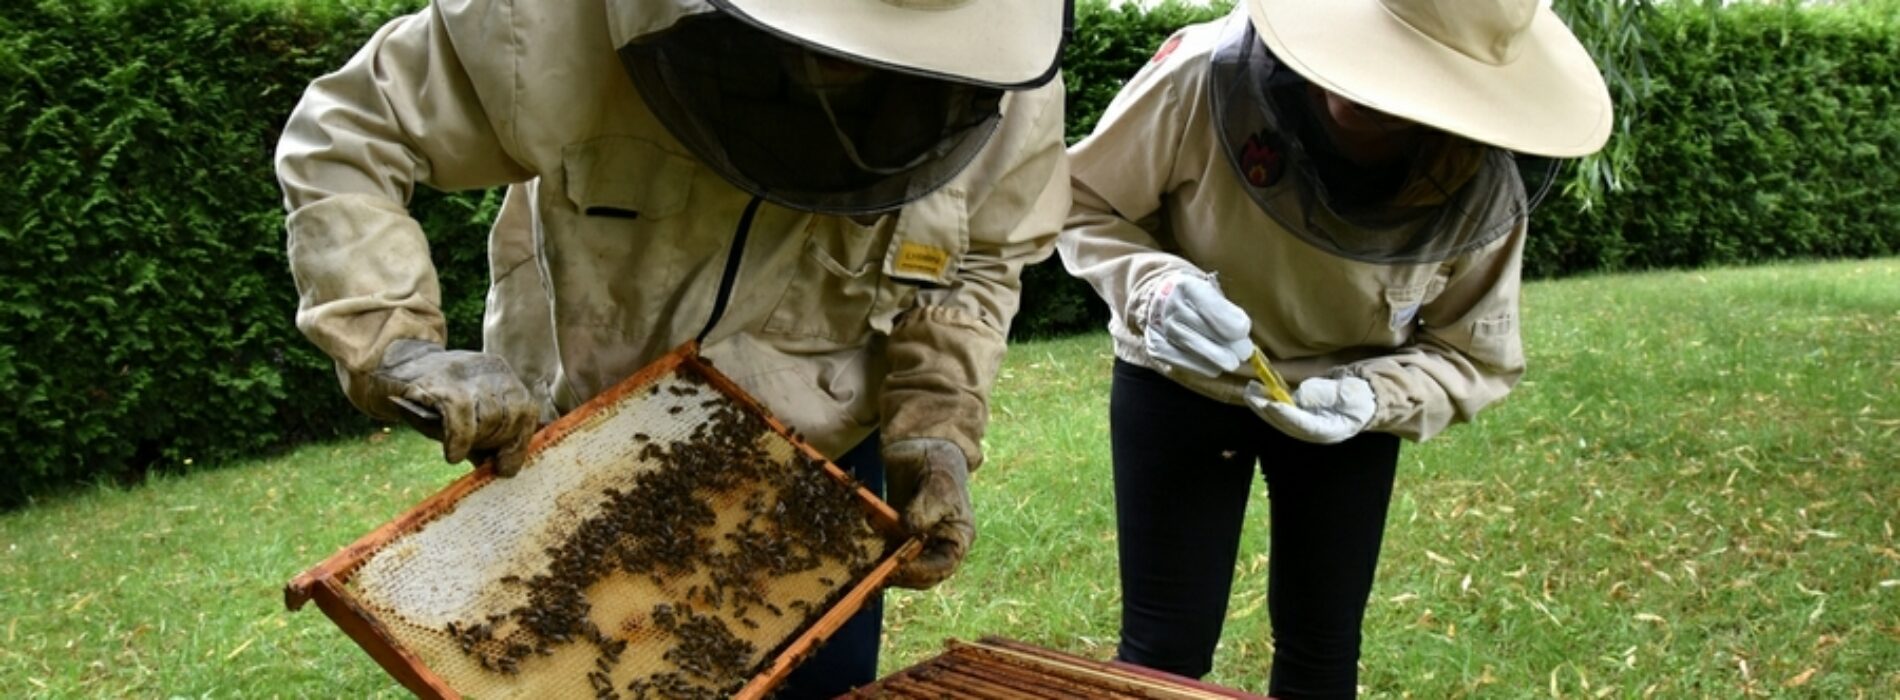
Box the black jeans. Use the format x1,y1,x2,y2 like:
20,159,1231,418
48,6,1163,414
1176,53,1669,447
775,435,885,699
1110,361,1399,699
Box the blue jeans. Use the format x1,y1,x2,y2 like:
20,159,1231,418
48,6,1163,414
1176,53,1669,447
775,435,885,699
1109,361,1399,700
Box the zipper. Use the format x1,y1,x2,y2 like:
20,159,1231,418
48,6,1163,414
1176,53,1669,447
697,195,765,344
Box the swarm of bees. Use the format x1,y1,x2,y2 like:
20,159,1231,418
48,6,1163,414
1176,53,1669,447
434,365,880,699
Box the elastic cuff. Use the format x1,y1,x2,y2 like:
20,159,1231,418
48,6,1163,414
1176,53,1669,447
1349,366,1407,433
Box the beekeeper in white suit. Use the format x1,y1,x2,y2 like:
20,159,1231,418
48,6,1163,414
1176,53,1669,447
1059,0,1612,695
276,0,1071,694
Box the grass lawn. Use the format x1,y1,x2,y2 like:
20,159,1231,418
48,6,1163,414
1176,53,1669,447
2,258,1895,698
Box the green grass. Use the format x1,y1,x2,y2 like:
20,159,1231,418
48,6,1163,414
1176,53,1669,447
3,259,1895,698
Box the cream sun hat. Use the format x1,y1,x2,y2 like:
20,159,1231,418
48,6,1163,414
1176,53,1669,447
709,0,1070,88
1247,0,1614,157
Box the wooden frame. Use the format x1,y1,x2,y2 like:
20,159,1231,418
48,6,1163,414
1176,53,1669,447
846,637,1272,699
286,342,919,699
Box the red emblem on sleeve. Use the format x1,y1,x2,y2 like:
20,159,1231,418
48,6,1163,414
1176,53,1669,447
1151,33,1184,64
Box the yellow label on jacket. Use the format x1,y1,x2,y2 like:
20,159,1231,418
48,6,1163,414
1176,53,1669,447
893,242,952,279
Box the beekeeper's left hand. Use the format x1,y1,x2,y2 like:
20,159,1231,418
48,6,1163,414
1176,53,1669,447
881,437,975,590
1245,374,1377,444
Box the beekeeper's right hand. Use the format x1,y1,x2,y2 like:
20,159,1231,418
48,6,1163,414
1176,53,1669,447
1142,272,1253,378
882,437,975,590
370,339,538,477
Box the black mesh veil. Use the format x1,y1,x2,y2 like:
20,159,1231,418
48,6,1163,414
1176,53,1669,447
1208,17,1555,264
620,13,1005,216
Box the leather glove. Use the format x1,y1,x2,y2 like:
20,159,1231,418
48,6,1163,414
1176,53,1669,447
881,437,975,590
1143,272,1253,378
371,339,539,476
1245,374,1377,445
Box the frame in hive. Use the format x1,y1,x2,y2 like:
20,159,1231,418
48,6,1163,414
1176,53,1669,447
286,342,921,700
846,638,1271,700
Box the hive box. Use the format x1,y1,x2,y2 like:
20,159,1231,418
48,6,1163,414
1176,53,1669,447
849,637,1271,699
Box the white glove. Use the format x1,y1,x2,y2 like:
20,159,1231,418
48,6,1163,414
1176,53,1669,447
1245,375,1377,444
1142,273,1252,378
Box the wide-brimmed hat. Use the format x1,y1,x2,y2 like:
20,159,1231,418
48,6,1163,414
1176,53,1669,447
708,0,1070,89
1247,0,1613,157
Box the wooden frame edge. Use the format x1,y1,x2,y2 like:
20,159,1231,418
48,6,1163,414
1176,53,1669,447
308,577,459,699
733,537,925,700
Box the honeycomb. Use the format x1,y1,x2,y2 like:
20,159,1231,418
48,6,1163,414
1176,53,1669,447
291,351,900,700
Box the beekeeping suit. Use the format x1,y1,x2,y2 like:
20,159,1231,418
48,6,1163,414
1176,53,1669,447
1061,2,1612,442
1055,1,1612,694
275,0,1072,595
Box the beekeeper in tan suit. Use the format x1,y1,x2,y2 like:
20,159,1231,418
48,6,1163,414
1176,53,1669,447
1059,0,1611,695
276,0,1070,694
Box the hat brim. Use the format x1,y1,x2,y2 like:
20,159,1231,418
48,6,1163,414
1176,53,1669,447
1247,0,1613,158
712,0,1068,89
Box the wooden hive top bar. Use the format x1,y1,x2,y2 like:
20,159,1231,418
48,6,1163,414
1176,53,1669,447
845,637,1272,700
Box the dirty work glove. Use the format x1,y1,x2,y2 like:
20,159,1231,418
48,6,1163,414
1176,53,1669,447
1143,272,1253,378
1245,374,1377,445
372,339,538,476
881,438,975,590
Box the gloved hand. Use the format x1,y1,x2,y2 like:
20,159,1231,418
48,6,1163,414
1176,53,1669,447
881,438,975,590
371,339,539,476
1245,374,1377,445
1143,272,1253,378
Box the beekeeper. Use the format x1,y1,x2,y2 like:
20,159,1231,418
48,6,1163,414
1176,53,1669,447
276,0,1070,694
1059,0,1611,695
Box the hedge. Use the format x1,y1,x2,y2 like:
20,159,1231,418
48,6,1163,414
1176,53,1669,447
1526,1,1900,276
0,0,495,503
1,0,1894,501
1018,0,1236,338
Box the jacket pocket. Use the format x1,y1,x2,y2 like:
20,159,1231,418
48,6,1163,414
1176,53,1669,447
1376,269,1449,335
1472,313,1524,369
551,137,703,328
561,136,693,221
761,218,890,343
1380,283,1427,336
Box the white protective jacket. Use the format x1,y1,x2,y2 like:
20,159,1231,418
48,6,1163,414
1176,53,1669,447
1059,12,1526,442
276,0,1069,464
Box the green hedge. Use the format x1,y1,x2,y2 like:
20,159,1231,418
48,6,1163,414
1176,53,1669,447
1018,0,1235,338
1527,2,1900,277
0,0,492,504
1,0,1895,501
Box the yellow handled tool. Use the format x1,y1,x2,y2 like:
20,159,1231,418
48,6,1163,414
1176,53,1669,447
1250,347,1295,405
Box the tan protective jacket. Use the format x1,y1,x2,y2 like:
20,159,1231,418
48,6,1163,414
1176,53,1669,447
1059,14,1525,442
276,0,1068,464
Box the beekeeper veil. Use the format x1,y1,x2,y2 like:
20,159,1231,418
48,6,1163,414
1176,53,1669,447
1211,0,1614,263
618,0,1071,216
1210,17,1554,264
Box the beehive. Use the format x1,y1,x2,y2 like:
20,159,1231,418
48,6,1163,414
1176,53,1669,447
287,344,918,700
845,638,1271,699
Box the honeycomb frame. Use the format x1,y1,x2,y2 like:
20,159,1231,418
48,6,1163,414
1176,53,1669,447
286,342,921,699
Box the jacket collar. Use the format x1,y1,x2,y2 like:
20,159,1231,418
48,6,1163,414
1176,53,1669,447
605,0,717,48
